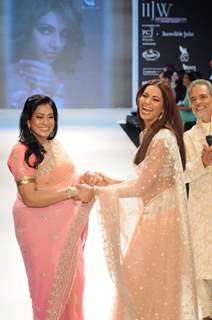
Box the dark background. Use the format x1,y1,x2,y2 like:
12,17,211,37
139,0,212,85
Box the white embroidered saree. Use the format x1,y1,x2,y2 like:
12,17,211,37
96,129,198,320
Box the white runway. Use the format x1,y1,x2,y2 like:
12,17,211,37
0,108,136,320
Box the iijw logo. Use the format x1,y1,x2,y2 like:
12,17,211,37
141,1,173,21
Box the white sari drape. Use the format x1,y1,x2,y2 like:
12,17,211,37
96,129,198,320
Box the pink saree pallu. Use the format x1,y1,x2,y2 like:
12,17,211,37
8,140,92,320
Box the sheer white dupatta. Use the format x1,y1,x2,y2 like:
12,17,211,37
96,129,198,320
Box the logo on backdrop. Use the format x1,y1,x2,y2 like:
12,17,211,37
141,1,173,21
142,26,154,40
142,49,160,61
182,63,196,72
179,45,189,62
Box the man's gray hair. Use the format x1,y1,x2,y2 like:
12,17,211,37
188,79,212,97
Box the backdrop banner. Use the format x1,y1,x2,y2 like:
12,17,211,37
138,0,212,85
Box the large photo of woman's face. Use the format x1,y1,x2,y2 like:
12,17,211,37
4,0,84,108
0,0,132,109
12,11,71,108
30,11,68,64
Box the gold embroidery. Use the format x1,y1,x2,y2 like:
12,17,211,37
49,234,59,241
45,203,91,320
40,271,48,277
16,177,35,186
40,214,48,222
37,140,73,179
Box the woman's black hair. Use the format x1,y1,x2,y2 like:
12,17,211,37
134,79,186,170
19,94,58,168
184,70,201,83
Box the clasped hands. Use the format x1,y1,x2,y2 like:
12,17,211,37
70,171,110,203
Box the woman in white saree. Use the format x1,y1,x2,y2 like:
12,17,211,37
77,80,199,320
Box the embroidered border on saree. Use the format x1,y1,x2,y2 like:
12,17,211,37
45,203,91,320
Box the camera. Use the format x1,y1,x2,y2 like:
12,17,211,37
206,135,212,146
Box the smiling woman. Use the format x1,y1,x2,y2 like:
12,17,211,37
137,84,164,128
7,94,94,320
75,79,198,319
6,0,84,108
27,103,55,145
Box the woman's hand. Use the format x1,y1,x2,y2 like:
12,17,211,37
19,59,62,95
93,172,123,186
79,171,104,186
79,171,121,186
202,145,212,167
75,184,94,203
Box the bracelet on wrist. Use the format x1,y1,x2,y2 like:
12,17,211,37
66,187,78,199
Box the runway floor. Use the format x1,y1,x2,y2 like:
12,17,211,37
0,108,136,320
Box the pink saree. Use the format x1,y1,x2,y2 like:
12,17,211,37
8,140,92,320
96,129,199,320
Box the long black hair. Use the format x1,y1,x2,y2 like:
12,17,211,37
134,79,186,170
19,94,58,168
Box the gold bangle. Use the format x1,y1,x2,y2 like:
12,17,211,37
17,177,36,186
66,187,78,199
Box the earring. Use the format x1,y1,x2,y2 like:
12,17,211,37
158,112,164,121
48,131,54,139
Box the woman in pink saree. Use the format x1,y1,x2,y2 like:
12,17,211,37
7,94,93,320
77,80,199,319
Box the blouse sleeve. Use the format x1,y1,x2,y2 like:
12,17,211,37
7,144,37,185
